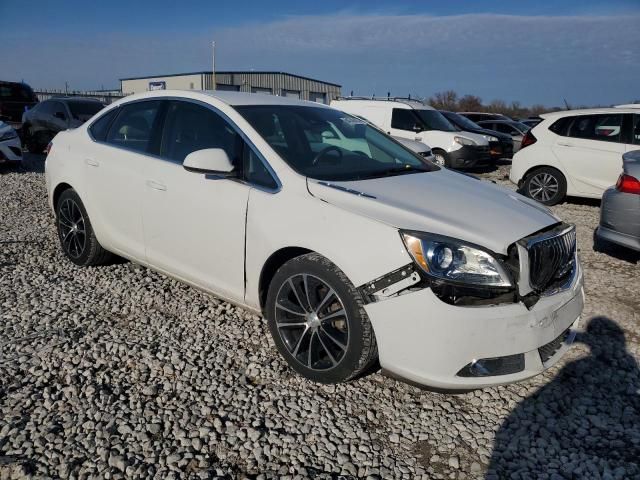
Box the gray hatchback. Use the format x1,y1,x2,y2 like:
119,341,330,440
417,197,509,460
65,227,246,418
595,150,640,253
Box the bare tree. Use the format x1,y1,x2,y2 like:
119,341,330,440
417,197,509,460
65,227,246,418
426,90,561,118
428,90,458,110
457,94,483,112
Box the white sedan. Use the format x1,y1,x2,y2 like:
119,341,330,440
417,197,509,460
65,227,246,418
45,91,584,390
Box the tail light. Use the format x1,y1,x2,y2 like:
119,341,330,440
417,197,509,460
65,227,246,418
520,130,537,150
45,142,53,156
616,173,640,195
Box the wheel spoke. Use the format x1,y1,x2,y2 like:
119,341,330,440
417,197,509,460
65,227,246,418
320,326,346,351
314,288,336,315
59,218,74,229
307,331,315,367
316,331,338,366
320,308,346,322
288,278,308,313
276,302,306,316
292,327,309,357
277,321,307,328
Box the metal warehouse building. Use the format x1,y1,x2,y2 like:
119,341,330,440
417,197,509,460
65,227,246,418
120,71,341,104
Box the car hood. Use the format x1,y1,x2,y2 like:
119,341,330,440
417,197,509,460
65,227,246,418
464,127,512,142
307,169,559,254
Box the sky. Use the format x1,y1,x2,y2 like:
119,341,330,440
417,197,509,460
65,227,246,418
1,0,639,107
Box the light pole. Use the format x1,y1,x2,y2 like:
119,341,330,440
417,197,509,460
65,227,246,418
211,41,216,90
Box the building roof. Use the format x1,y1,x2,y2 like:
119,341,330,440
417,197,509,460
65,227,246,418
119,71,341,87
116,89,333,108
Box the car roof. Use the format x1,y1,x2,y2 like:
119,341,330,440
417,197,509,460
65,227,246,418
118,89,331,108
331,98,434,110
540,106,640,119
48,97,104,103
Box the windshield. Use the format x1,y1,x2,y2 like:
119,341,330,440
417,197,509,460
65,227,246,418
509,121,531,133
68,101,104,118
414,109,457,132
443,111,481,131
236,105,437,182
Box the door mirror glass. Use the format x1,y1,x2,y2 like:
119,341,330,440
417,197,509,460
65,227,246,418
183,148,236,176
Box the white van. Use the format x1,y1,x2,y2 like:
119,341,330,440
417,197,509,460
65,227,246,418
330,98,490,168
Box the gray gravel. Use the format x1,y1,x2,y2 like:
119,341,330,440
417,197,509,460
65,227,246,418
1,156,639,479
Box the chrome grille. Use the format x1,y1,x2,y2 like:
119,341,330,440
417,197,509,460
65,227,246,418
526,225,576,292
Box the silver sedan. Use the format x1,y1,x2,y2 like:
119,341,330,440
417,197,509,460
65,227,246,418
596,150,640,252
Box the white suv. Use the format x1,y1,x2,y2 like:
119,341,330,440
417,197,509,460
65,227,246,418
45,90,583,390
510,106,640,205
330,98,491,168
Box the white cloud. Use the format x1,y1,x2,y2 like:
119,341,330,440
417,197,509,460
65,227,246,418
2,13,638,105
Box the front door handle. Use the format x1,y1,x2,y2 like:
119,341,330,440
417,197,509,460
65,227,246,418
85,158,99,167
557,142,573,147
146,180,167,191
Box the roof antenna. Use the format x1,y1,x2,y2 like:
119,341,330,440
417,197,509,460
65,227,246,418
372,93,375,99
408,94,411,100
563,98,571,110
350,90,353,97
387,91,390,100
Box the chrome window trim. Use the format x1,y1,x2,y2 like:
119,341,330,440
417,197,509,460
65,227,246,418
516,224,577,297
86,96,282,193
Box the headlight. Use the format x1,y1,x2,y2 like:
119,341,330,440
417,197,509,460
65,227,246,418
401,231,513,287
454,136,477,146
0,130,18,141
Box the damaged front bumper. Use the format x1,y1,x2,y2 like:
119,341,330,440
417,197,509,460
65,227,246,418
362,261,584,390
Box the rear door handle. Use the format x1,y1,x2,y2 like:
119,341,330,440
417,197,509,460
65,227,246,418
557,142,573,147
146,180,167,191
85,158,99,167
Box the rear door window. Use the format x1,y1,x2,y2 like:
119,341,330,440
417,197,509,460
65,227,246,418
567,114,623,143
106,100,162,153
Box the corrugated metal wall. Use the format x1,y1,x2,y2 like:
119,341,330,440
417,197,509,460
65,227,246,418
204,73,340,103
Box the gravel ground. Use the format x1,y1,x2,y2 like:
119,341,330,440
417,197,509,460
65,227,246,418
1,155,639,480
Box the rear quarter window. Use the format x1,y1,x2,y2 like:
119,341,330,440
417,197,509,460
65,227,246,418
89,109,119,142
548,117,571,136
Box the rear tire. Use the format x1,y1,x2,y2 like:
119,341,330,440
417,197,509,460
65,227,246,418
522,167,567,206
24,126,44,153
265,253,378,384
56,189,114,266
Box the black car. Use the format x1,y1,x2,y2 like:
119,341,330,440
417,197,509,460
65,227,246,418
457,112,510,123
22,97,104,152
441,111,514,160
0,80,39,128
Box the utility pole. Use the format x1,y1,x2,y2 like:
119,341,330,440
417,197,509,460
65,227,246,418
211,41,216,90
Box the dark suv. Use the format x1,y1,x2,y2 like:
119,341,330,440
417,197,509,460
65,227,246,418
0,81,39,127
22,97,104,152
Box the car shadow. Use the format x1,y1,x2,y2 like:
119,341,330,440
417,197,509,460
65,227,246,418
0,152,45,174
486,317,640,479
562,196,601,208
593,235,640,264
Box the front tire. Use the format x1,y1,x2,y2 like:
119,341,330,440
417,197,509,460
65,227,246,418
522,167,567,206
56,189,114,266
432,149,449,168
266,253,378,384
